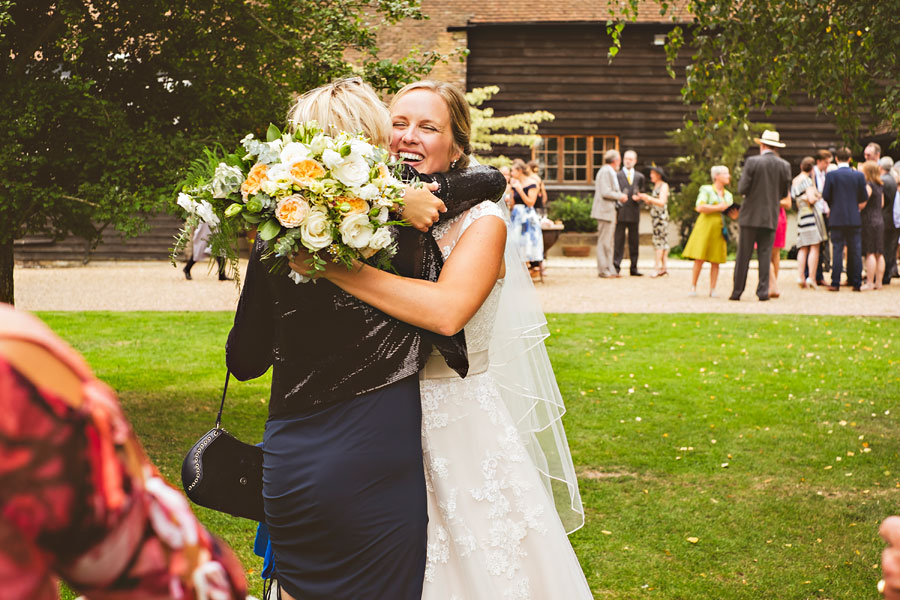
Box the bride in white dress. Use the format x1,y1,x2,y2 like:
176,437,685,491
316,80,592,599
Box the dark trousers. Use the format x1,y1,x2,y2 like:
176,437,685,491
830,226,862,289
613,220,640,274
884,226,900,284
731,225,774,300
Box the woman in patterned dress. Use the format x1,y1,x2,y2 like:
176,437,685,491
638,166,671,277
791,156,825,289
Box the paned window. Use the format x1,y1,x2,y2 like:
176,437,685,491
533,135,619,183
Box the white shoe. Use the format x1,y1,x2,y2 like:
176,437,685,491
710,290,718,298
688,287,697,297
805,277,817,290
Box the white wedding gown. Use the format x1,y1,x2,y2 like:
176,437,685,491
420,201,593,600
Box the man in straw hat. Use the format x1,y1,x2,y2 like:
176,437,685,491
729,129,792,301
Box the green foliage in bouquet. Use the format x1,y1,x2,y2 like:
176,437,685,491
547,195,596,233
172,122,409,285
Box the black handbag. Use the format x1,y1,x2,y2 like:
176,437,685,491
181,371,265,522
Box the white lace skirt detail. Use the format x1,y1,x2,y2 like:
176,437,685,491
420,372,593,600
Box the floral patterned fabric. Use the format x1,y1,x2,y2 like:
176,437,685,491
0,307,247,600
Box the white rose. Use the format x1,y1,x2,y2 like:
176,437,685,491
357,183,380,200
350,139,374,158
195,200,220,226
321,148,342,170
261,163,293,195
339,213,374,249
332,155,371,187
369,226,392,250
280,142,310,167
375,195,395,208
300,206,333,251
373,207,389,223
177,192,196,213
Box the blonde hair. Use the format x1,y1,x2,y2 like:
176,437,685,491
287,77,390,148
390,80,472,171
862,160,883,185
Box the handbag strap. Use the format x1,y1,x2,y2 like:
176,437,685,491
214,370,231,430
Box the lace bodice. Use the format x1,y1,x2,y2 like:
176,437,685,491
432,201,506,354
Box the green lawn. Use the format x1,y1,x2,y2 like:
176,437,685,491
39,312,900,600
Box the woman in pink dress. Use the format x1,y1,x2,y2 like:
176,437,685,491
769,195,790,297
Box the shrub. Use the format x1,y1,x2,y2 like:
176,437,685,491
547,194,596,232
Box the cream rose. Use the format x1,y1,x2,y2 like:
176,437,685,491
321,148,342,170
339,213,374,249
300,206,333,251
280,142,310,167
369,226,393,251
332,155,370,187
275,194,311,228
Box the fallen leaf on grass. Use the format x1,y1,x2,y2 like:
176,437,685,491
686,537,699,544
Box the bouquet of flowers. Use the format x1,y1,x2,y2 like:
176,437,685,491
171,121,409,283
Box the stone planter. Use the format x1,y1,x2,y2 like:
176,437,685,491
561,245,591,257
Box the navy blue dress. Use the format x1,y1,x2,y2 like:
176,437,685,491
226,165,507,599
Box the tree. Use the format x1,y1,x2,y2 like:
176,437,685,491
467,86,554,167
609,0,900,145
1,0,447,304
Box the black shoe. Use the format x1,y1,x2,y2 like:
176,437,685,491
183,266,192,280
729,295,741,301
758,295,770,301
631,271,643,277
218,274,232,281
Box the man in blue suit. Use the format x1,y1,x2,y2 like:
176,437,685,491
822,147,867,291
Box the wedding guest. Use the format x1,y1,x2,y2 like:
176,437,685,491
865,142,882,163
183,221,230,281
769,188,791,298
592,149,626,278
527,159,549,215
881,515,900,600
682,165,735,297
614,150,645,276
791,156,826,289
500,165,514,210
0,304,247,600
637,166,670,277
823,147,866,292
810,149,833,284
880,157,898,285
861,160,885,290
510,158,544,273
730,130,791,301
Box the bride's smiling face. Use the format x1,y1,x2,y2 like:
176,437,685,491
390,89,460,175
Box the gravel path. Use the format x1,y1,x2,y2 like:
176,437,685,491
13,258,900,316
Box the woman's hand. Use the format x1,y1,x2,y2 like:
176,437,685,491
400,181,445,232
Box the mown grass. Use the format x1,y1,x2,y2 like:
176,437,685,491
40,311,900,600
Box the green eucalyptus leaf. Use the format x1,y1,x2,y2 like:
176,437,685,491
258,218,282,241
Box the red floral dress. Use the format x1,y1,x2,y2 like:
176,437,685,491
0,305,247,600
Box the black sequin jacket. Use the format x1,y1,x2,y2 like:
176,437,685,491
226,165,506,418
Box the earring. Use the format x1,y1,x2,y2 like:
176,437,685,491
451,159,458,169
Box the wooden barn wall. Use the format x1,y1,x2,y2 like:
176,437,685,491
466,24,863,190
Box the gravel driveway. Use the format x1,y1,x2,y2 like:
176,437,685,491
13,258,900,316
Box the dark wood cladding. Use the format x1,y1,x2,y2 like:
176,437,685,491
467,24,863,182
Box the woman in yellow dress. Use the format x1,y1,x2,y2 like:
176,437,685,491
682,165,736,296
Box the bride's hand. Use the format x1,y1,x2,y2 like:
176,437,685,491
401,182,445,232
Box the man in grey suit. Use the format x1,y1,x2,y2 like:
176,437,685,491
592,149,626,277
730,130,792,301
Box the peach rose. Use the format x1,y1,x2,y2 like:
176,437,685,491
241,163,268,198
275,194,311,228
334,196,368,215
290,159,326,188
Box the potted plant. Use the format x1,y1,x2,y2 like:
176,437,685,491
547,195,596,256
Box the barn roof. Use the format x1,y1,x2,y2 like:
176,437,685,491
464,0,692,25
